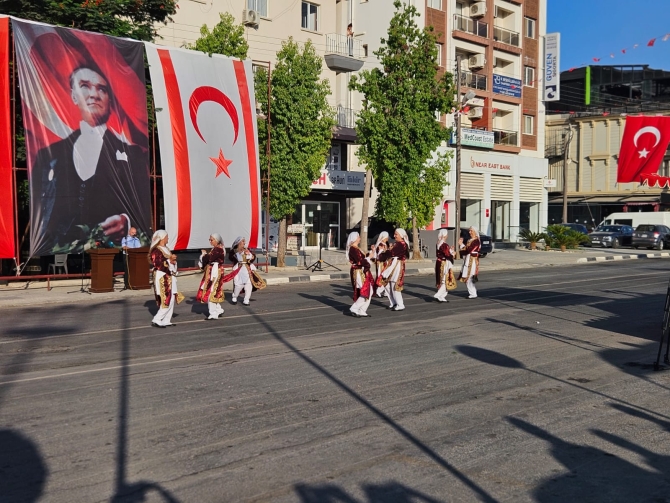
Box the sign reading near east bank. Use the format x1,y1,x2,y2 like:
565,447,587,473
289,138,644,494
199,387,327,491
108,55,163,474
493,74,522,98
544,33,561,101
450,128,495,149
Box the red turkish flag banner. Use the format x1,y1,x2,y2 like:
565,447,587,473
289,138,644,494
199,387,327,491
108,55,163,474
617,116,670,187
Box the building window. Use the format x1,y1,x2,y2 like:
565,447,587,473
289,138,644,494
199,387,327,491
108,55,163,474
525,17,536,39
301,1,318,31
523,115,534,135
524,66,535,87
428,0,442,9
435,43,442,67
248,0,268,17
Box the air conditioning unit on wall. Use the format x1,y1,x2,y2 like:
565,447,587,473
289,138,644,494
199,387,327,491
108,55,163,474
468,54,486,69
470,2,487,17
242,9,259,26
468,107,483,119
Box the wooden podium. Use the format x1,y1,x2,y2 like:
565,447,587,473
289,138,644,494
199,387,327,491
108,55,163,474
87,248,118,293
126,247,151,290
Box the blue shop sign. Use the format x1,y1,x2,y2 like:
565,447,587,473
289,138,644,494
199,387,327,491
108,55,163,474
493,74,522,98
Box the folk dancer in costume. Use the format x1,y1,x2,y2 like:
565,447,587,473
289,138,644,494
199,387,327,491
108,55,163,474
373,231,390,298
197,234,226,320
434,228,455,303
377,228,409,311
149,230,178,328
459,226,481,299
347,232,374,318
229,236,266,305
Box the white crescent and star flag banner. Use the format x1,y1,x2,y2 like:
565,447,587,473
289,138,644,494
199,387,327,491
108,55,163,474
617,116,670,188
145,44,261,250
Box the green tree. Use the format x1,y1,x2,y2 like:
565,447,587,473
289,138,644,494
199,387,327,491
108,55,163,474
188,12,249,59
0,0,177,41
350,0,454,257
255,38,334,267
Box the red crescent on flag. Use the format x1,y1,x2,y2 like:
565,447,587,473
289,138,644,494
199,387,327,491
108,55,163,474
189,86,239,143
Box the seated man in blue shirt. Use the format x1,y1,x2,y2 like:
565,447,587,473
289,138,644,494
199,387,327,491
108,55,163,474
121,227,142,289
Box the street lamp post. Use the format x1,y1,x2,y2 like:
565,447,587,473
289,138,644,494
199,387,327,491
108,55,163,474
454,54,476,258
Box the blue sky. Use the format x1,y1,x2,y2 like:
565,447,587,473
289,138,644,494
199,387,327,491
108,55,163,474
548,0,670,70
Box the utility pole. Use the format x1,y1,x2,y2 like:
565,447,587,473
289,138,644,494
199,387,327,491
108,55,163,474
454,55,462,258
561,120,573,224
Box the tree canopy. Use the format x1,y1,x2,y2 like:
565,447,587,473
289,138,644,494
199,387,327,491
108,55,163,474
350,0,454,228
255,38,334,222
0,0,177,41
188,12,249,60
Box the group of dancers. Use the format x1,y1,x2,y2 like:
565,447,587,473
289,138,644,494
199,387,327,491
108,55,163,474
147,231,266,327
346,226,481,317
146,225,481,326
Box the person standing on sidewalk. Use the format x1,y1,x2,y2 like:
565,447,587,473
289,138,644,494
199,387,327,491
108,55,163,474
121,227,141,289
377,228,409,311
459,227,481,299
434,228,455,303
347,232,374,318
149,230,177,327
196,234,226,320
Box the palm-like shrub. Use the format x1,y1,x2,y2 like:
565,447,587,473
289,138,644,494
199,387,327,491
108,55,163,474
545,224,589,251
518,229,547,249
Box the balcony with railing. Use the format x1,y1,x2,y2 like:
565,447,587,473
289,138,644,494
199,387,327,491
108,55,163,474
493,25,520,47
324,34,364,73
460,70,487,91
453,14,488,38
493,129,518,146
336,105,358,129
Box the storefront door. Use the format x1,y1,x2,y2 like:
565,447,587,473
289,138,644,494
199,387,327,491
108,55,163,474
301,201,340,249
491,200,511,241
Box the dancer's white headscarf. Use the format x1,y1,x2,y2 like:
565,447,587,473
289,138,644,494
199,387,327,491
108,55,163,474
232,236,245,250
395,228,409,243
346,232,360,256
375,231,389,250
210,233,223,246
150,230,168,251
437,228,449,246
469,227,480,239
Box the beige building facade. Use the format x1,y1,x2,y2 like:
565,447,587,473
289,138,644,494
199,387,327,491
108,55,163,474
545,114,670,228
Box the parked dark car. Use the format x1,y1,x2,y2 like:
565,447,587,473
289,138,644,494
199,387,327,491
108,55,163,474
632,224,670,250
589,225,634,248
561,223,589,235
458,228,493,257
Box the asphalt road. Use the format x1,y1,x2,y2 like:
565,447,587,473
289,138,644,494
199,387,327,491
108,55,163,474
1,261,670,503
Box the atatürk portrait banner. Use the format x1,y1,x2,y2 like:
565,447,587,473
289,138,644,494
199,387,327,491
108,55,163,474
13,18,151,256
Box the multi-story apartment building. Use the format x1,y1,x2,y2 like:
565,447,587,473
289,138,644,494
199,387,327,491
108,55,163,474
158,0,546,248
425,0,548,242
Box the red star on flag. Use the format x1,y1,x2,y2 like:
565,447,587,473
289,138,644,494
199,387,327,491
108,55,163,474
209,148,232,178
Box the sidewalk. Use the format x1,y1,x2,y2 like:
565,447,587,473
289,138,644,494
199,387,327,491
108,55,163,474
1,247,668,308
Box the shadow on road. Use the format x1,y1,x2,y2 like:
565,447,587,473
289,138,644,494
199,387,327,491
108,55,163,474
248,312,498,503
295,481,444,502
109,300,181,503
507,416,670,503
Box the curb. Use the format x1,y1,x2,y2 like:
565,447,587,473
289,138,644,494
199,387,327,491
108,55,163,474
577,251,670,263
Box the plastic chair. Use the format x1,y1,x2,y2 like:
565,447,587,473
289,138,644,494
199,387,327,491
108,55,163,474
48,254,69,275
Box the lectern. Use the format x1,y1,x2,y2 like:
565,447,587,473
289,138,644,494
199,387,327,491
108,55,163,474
87,248,118,293
126,247,151,290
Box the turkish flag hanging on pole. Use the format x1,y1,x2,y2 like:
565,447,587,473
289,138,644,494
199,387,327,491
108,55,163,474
617,116,670,187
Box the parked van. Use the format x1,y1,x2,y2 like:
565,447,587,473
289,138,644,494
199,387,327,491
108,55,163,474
599,212,670,229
